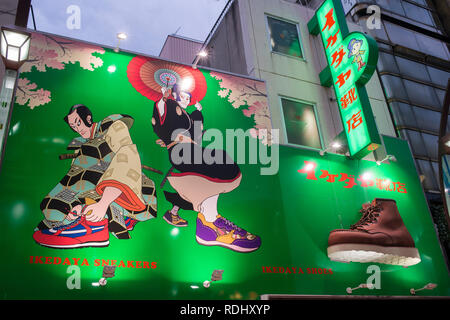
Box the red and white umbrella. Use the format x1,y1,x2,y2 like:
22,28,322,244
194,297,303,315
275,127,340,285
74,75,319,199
127,56,207,106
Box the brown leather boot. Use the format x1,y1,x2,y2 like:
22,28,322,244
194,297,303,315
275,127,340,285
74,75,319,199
327,198,421,266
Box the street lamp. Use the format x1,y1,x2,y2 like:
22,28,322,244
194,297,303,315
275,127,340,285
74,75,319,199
114,32,127,52
0,27,31,69
192,49,208,69
0,27,31,171
319,141,342,156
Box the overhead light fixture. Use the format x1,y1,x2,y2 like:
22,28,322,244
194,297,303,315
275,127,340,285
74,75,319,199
376,154,397,166
114,32,127,52
107,65,116,73
203,269,224,288
320,141,342,156
346,283,374,294
192,49,208,69
92,265,117,287
117,32,127,40
410,283,437,295
0,27,31,70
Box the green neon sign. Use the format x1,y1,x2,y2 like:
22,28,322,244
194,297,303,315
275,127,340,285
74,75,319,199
308,0,381,159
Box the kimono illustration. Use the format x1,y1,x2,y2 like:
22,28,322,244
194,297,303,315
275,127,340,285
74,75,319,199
33,111,157,249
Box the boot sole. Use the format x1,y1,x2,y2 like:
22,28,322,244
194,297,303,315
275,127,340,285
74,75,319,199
327,244,421,266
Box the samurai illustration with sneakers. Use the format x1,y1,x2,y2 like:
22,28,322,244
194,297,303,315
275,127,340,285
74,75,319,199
32,104,157,249
151,84,261,253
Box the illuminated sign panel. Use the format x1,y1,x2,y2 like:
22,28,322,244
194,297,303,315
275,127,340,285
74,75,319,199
1,28,449,301
308,0,381,159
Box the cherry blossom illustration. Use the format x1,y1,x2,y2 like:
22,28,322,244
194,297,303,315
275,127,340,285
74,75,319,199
16,33,105,109
15,78,51,109
210,72,273,145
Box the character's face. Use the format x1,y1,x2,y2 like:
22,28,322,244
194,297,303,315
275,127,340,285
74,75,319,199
178,92,191,109
352,42,361,55
67,111,92,139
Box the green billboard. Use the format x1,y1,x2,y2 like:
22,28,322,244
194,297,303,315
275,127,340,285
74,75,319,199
0,29,449,300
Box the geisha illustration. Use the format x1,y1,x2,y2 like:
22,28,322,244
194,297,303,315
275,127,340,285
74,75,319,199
127,57,261,253
348,38,366,71
32,105,157,249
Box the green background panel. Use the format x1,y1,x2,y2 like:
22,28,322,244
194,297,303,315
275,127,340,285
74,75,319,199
0,35,448,299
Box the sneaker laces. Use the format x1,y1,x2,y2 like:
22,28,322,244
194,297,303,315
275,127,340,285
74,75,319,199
54,216,84,231
350,203,382,230
219,216,246,236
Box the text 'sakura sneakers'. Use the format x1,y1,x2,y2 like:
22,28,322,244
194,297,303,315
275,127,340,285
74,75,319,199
33,216,109,249
196,213,261,253
327,198,421,266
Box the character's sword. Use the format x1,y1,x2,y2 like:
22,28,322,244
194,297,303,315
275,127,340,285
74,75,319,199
160,166,174,188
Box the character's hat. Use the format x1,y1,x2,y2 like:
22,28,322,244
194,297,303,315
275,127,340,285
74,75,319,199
347,38,363,57
127,56,207,106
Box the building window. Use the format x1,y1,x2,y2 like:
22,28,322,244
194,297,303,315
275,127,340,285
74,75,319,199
266,16,303,59
280,97,322,149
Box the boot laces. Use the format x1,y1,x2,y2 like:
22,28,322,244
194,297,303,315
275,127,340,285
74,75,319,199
351,203,382,229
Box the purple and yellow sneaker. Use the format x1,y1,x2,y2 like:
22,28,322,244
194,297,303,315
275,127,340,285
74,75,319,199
163,210,188,227
196,213,261,253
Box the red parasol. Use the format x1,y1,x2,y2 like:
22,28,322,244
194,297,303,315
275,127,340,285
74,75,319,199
127,56,207,106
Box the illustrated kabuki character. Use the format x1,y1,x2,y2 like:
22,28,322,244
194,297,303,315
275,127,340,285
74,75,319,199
33,105,157,248
348,38,366,71
127,57,261,253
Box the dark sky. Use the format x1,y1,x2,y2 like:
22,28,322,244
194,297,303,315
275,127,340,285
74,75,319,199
29,0,228,56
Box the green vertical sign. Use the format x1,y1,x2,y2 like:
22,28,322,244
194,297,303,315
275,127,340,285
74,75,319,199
308,0,381,159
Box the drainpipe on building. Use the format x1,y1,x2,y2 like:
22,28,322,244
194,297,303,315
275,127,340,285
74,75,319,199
14,0,31,28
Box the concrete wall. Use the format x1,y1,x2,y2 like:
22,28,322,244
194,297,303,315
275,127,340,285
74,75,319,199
159,34,203,65
206,0,396,153
201,0,248,75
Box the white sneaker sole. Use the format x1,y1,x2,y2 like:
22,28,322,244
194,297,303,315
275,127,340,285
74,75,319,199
196,236,259,253
37,241,110,249
327,244,421,266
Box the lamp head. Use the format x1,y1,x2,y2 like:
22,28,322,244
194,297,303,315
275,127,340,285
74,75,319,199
117,32,127,40
0,27,31,70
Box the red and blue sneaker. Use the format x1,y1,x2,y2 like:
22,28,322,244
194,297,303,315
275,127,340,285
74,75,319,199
32,216,109,249
124,216,139,231
196,213,261,253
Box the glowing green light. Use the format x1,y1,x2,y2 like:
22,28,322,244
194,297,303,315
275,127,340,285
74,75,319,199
308,0,381,159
